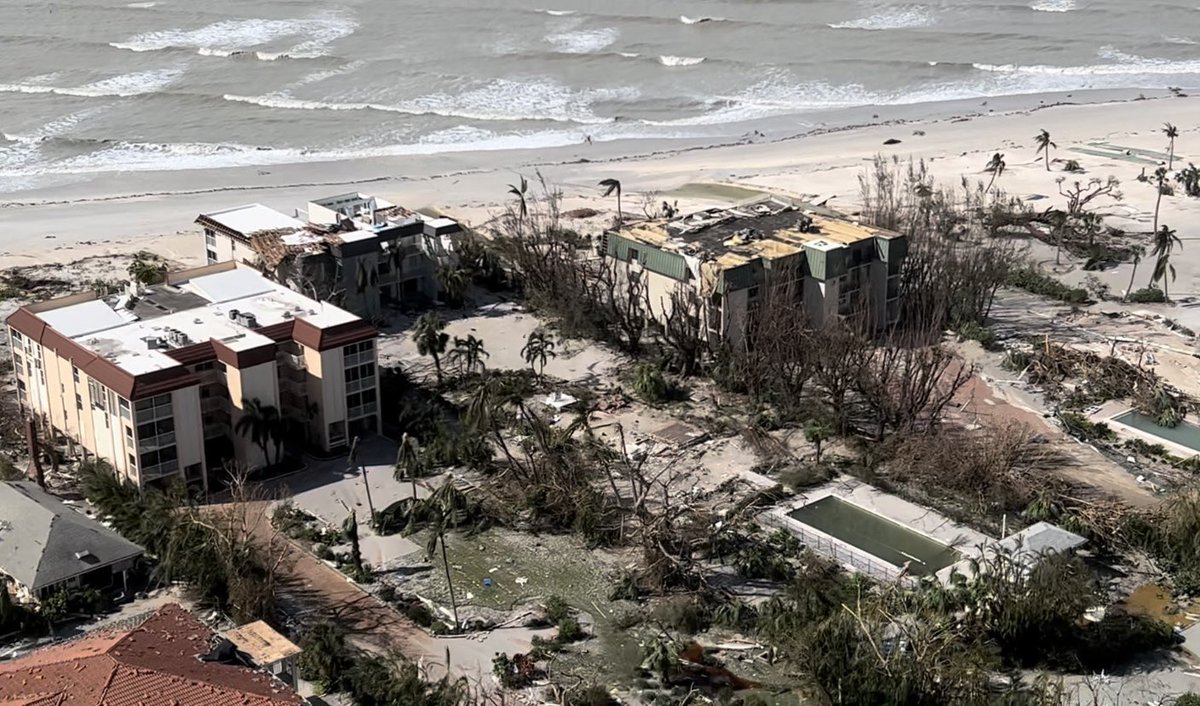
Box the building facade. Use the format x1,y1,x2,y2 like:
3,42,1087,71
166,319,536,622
602,195,907,346
6,263,380,491
197,192,462,319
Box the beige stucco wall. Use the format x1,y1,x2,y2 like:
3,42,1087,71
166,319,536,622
172,385,205,476
228,360,280,469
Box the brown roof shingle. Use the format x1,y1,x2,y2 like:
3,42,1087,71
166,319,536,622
0,605,303,706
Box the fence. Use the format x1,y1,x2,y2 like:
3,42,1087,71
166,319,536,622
763,511,918,588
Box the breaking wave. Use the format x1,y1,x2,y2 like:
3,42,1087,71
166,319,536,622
0,67,185,98
658,55,706,66
680,15,724,24
975,47,1200,75
110,9,356,59
1030,0,1076,11
225,78,636,125
828,6,936,30
545,28,619,54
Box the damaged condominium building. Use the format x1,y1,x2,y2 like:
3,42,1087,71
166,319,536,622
197,192,464,319
602,195,907,345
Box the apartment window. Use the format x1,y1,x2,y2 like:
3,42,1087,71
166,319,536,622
346,388,378,420
344,361,376,394
139,445,178,477
72,366,80,384
88,378,105,411
119,398,131,421
75,393,83,411
216,361,227,373
628,247,640,262
12,353,21,371
17,379,26,392
206,249,218,264
343,340,375,369
9,329,21,344
128,454,137,469
125,425,133,440
135,394,172,422
194,361,215,372
137,417,175,440
328,421,346,445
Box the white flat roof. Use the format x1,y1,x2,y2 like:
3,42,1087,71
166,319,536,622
38,299,129,338
203,204,304,236
338,231,377,243
46,269,360,375
188,268,275,304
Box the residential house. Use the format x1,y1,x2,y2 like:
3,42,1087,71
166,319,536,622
6,262,380,491
602,195,907,346
0,481,143,604
0,603,306,705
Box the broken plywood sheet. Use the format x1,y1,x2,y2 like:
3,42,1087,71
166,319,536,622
646,420,708,449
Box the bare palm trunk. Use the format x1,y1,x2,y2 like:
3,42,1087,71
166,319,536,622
1124,260,1139,301
431,352,443,385
1044,153,1050,171
439,530,459,626
1154,187,1164,234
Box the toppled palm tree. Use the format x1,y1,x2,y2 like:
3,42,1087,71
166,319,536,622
1034,130,1057,171
599,178,623,225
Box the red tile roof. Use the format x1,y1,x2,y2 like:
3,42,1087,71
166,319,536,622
0,605,303,706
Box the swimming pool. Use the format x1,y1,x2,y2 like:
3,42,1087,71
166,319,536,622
787,496,963,577
1112,410,1200,455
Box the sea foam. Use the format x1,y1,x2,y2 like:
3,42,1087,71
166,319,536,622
545,28,618,54
658,55,706,66
828,6,935,30
111,10,356,59
0,67,185,98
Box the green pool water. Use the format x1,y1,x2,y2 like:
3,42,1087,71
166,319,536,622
1114,411,1200,454
787,496,962,576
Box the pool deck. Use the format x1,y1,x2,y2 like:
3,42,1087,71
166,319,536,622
762,478,992,585
1089,400,1200,459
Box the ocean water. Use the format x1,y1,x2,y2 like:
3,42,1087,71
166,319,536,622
1,0,1198,186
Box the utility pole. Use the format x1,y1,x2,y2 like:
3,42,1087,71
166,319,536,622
348,436,375,520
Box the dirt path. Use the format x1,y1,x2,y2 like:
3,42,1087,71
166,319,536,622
245,501,545,686
953,357,1160,508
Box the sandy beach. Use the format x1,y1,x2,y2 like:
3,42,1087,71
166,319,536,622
2,91,1199,294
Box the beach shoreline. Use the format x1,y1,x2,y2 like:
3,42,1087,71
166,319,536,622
1,88,1198,274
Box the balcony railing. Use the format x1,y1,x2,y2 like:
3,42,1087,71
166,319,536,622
347,401,378,420
344,351,374,368
137,432,176,454
278,352,306,370
141,461,181,480
345,377,375,395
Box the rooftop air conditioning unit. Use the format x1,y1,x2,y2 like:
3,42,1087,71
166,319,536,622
145,336,164,350
238,313,259,328
228,309,240,321
166,329,190,347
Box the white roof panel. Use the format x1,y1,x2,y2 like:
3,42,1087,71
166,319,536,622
203,204,304,235
39,300,129,338
187,268,275,304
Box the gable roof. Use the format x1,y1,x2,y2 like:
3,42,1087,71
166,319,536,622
0,604,304,706
0,482,143,592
